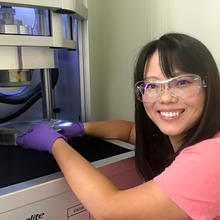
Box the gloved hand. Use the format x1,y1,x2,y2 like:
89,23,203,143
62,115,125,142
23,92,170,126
16,123,67,153
59,122,84,139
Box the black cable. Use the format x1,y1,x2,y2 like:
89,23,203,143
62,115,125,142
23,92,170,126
0,69,59,123
0,91,41,124
0,84,41,104
0,69,59,104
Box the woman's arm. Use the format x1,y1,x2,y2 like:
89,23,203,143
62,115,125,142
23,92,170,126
52,138,191,220
84,120,135,144
16,124,191,220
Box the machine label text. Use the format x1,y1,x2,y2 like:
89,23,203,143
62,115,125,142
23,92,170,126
26,212,45,220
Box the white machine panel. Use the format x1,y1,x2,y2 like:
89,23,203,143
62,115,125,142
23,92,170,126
0,190,90,220
0,46,55,70
0,145,142,220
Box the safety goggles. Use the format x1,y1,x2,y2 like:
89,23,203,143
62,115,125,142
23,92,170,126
135,73,206,103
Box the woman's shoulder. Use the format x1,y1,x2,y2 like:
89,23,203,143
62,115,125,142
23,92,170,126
154,131,220,219
182,131,220,154
174,131,220,172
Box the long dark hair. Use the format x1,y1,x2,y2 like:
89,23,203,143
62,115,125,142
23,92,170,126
134,33,220,181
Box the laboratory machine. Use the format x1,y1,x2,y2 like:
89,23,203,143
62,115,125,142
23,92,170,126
0,1,142,219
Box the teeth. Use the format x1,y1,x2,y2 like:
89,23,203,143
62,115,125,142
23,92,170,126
160,112,180,118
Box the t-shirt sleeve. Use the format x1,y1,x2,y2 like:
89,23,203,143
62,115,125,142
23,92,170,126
154,139,220,220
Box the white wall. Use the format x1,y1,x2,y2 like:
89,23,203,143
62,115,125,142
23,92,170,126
87,0,150,121
87,0,220,121
150,0,220,69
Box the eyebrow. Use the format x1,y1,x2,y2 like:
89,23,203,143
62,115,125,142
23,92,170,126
144,71,187,81
144,76,165,81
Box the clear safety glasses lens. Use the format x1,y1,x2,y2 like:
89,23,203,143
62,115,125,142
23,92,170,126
135,74,206,103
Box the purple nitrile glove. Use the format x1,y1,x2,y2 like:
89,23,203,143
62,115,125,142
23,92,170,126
16,123,67,153
59,122,84,139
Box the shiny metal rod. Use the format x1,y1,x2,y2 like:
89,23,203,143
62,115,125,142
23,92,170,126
41,69,54,120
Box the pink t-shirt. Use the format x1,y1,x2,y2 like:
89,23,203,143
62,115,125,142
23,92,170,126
154,132,220,220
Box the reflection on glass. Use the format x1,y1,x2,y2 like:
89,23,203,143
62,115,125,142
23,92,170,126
62,14,73,39
0,5,50,36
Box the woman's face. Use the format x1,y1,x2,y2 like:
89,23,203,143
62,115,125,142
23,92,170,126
143,51,206,150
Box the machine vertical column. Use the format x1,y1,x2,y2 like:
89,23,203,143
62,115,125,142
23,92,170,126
41,69,54,120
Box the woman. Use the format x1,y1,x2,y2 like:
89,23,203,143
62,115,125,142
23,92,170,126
17,33,220,219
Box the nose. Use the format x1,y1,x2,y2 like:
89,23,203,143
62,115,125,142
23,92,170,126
159,85,178,103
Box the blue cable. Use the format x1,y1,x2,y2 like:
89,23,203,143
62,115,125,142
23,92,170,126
0,86,28,96
0,70,33,96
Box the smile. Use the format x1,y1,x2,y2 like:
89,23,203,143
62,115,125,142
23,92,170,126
160,111,180,118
